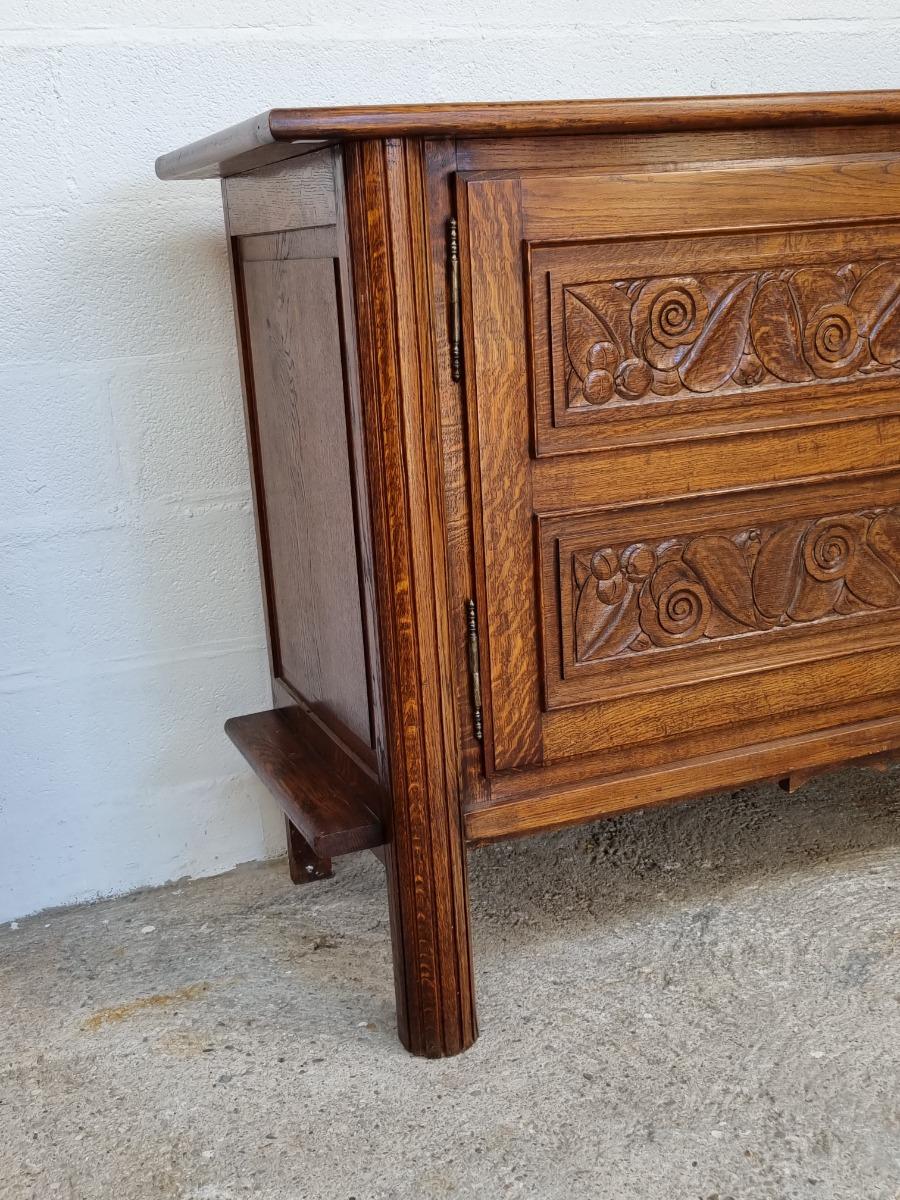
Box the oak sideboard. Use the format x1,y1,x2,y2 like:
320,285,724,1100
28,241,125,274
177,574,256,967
157,92,900,1056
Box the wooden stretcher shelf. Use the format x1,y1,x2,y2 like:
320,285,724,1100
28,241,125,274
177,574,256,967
225,706,385,858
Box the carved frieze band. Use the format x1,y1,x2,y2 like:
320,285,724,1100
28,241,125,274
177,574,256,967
572,507,900,664
564,259,900,408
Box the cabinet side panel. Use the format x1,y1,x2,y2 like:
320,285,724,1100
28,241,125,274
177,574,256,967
240,255,370,745
225,153,375,757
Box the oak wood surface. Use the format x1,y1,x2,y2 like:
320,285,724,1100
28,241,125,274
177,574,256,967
530,223,900,456
240,252,372,748
518,157,900,241
540,470,900,709
344,138,477,1057
225,706,384,856
223,149,336,235
458,129,900,814
163,92,900,1057
459,176,541,771
456,125,900,173
422,140,491,809
157,92,900,178
466,712,900,844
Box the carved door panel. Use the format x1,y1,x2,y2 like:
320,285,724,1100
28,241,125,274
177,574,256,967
458,154,900,777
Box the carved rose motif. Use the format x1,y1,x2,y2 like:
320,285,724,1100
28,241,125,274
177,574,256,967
631,277,709,370
571,505,900,664
802,516,863,581
802,303,865,378
638,574,711,647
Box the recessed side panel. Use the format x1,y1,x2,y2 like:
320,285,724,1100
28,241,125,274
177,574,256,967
239,239,372,752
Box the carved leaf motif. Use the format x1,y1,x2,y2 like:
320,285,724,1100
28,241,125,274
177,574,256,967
751,520,806,619
868,510,900,577
869,290,900,366
678,277,756,393
567,370,585,404
787,573,843,622
566,285,633,366
564,291,614,382
834,588,870,615
849,261,900,336
681,533,756,626
562,256,900,414
575,578,638,661
706,608,755,638
843,545,900,608
573,553,592,590
749,278,813,383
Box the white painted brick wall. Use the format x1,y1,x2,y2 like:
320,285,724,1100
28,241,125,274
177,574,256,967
1,2,897,921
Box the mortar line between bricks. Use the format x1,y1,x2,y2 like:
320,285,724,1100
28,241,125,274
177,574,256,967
3,18,900,47
0,636,268,692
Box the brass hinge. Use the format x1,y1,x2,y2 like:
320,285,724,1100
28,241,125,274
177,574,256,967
448,217,462,382
464,599,483,742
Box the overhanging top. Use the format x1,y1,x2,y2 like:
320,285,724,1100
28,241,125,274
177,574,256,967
155,89,900,180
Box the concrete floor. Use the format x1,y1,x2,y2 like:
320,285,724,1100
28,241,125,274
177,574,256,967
1,771,898,1200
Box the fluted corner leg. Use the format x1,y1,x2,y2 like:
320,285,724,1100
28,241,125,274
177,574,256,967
344,136,479,1055
384,791,477,1058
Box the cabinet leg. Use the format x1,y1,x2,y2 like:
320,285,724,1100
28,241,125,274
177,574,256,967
344,138,478,1057
383,796,478,1058
285,816,333,884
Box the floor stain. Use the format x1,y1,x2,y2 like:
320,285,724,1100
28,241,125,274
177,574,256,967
80,982,209,1031
156,1029,215,1058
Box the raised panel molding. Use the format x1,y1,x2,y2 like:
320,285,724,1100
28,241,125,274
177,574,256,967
572,505,900,664
564,258,900,412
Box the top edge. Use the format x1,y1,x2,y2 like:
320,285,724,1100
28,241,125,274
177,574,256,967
155,90,900,180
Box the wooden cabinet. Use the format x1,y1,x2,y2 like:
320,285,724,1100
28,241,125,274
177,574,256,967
157,92,900,1056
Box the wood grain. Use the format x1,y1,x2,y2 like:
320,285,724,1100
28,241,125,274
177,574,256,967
460,133,900,819
519,158,900,241
241,252,372,748
345,138,477,1057
223,150,336,235
285,816,334,884
156,92,900,179
225,706,383,856
422,139,491,809
529,217,900,456
456,125,900,172
268,92,900,142
466,712,900,843
460,177,542,771
536,471,900,704
569,504,900,665
163,93,900,1057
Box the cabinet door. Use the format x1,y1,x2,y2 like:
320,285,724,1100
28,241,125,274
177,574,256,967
458,154,900,777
